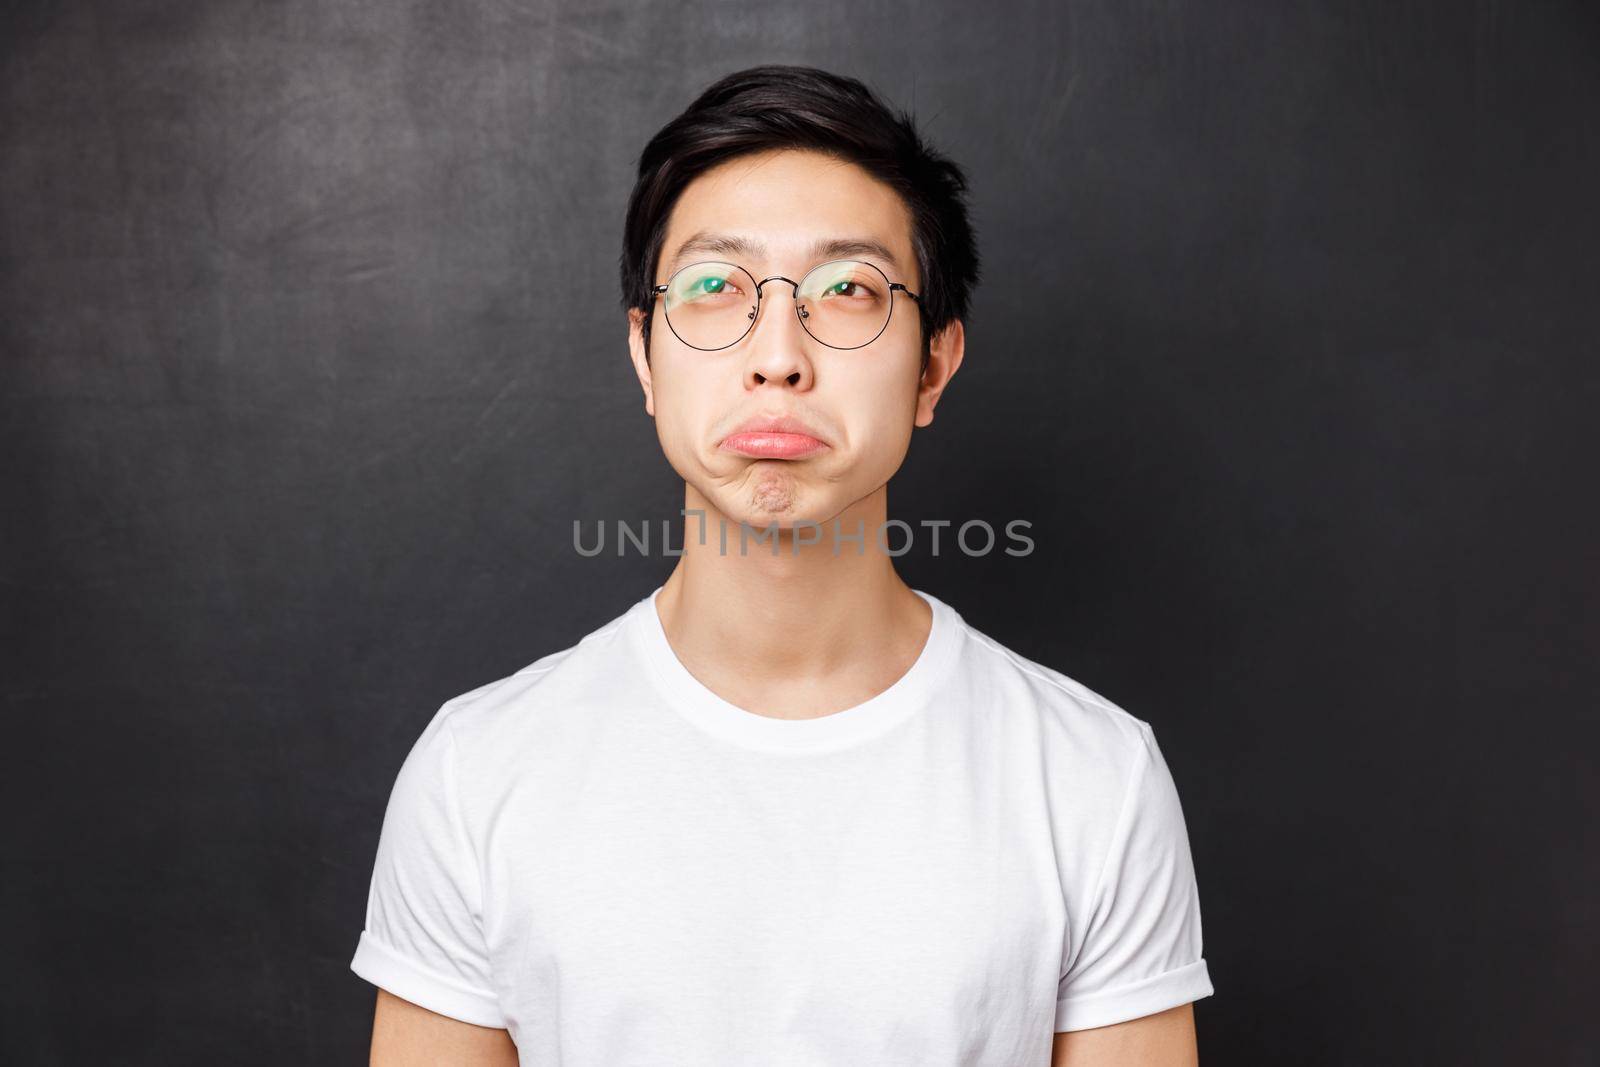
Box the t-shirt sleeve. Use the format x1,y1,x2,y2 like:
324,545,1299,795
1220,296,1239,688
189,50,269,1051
349,707,507,1028
1055,721,1214,1032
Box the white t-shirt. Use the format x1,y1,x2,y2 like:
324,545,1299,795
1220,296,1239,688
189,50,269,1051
351,585,1213,1064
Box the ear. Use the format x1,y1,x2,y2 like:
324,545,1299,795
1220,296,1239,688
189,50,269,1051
627,307,655,418
914,318,965,428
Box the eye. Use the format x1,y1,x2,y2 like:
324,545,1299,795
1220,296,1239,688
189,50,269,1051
672,266,747,305
804,263,885,303
693,277,729,295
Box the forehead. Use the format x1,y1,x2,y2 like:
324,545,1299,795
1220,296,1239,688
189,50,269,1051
658,149,917,283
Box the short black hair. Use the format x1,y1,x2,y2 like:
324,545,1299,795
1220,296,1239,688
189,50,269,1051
619,65,980,369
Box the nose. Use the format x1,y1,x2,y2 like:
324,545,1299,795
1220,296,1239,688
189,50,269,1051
743,276,815,390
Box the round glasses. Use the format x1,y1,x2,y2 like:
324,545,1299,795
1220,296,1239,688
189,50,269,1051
651,259,921,352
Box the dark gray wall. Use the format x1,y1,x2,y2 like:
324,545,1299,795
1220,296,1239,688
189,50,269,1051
4,1,1596,1063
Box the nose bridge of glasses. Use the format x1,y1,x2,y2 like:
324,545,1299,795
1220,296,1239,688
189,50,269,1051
750,275,814,329
753,275,803,300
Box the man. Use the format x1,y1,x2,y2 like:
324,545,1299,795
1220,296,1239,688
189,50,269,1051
352,65,1213,1066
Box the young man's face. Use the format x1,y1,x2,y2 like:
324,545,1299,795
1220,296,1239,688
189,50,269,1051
628,148,963,533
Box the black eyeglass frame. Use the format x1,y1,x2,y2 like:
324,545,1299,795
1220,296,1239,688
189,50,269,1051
650,258,921,352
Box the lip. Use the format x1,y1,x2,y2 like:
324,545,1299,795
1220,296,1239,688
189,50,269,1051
718,413,831,459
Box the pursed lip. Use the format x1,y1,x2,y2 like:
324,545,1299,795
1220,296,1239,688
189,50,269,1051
717,412,832,458
720,413,830,446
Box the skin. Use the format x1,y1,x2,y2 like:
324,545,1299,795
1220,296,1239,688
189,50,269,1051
1052,1003,1199,1066
368,988,517,1066
367,147,1199,1065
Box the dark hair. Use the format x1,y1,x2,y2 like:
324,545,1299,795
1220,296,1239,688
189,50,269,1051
619,65,980,369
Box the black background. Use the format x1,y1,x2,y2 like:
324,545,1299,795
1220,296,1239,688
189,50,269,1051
4,2,1597,1063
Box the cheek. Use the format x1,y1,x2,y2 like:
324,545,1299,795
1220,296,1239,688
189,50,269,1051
837,367,919,462
861,410,916,468
648,362,718,460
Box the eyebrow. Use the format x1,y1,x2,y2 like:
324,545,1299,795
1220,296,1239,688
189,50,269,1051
665,232,905,276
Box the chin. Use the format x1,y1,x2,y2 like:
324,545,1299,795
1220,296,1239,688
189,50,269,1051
712,491,839,538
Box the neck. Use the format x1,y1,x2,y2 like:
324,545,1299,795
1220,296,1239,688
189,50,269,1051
652,482,929,718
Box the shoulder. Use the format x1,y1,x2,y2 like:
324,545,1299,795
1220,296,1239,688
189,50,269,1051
957,610,1153,744
949,606,1158,795
944,609,1202,938
421,596,643,773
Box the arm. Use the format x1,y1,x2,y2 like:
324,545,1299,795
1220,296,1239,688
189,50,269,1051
370,988,520,1067
1051,1002,1197,1067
